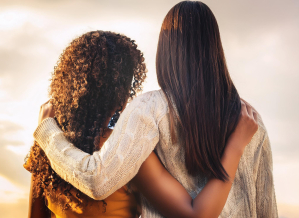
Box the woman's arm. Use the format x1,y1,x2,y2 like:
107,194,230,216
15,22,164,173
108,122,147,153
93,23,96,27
33,92,162,200
133,101,258,218
133,150,238,218
28,175,50,218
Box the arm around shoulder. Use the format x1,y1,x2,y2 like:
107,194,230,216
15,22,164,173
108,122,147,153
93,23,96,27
33,93,162,200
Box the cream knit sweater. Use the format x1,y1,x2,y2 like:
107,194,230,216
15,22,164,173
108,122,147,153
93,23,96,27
34,89,278,218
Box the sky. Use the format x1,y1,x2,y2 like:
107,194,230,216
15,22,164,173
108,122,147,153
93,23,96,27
0,0,298,217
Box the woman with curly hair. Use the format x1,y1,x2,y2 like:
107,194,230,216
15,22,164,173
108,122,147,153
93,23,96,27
25,30,147,218
28,1,277,217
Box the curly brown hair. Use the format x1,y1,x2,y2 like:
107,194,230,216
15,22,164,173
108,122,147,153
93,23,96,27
25,30,147,210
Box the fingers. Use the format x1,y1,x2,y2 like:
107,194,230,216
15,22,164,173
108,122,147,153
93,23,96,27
241,98,259,117
253,110,258,122
240,100,248,117
38,100,54,125
40,100,50,109
41,100,54,114
240,98,251,107
241,99,256,119
241,99,259,124
242,100,259,133
245,102,254,119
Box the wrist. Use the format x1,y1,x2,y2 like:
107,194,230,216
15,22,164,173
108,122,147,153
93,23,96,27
221,143,244,182
224,142,244,158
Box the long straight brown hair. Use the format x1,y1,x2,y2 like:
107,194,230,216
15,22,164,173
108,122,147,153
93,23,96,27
156,1,241,181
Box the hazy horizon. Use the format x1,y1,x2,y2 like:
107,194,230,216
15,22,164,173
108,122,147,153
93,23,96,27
0,0,298,217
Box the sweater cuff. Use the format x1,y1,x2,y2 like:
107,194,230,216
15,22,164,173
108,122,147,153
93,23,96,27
33,118,63,150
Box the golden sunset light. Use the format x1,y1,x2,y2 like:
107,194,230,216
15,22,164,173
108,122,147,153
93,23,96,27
0,0,298,217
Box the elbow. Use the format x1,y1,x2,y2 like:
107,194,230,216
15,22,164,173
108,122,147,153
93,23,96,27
88,180,106,201
190,207,220,218
88,189,105,201
84,181,106,200
191,213,218,218
74,175,106,201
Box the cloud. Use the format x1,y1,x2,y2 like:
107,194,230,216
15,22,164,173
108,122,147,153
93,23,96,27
0,175,27,203
0,120,31,188
0,1,298,217
0,22,56,100
0,198,28,218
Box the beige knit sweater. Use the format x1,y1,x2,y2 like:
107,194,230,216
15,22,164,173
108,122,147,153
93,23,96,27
34,89,278,218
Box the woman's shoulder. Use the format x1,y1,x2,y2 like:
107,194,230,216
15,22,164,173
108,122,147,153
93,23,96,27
240,100,271,153
250,111,268,150
130,89,168,109
132,89,166,104
240,99,267,134
126,89,169,121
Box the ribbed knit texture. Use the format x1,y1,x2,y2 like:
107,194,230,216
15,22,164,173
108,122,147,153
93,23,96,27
34,89,278,218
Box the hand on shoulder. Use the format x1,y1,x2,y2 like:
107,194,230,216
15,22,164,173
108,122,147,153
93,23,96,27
226,100,259,155
38,100,55,125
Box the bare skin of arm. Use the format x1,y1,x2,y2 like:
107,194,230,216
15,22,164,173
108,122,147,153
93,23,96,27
133,101,258,218
28,175,50,218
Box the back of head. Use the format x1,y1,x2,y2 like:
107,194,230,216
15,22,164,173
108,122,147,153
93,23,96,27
156,1,241,181
50,30,146,153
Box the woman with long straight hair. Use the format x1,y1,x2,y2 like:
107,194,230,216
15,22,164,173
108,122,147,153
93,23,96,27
32,1,277,217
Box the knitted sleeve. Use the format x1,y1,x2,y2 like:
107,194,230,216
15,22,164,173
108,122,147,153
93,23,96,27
255,132,278,217
33,91,165,200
